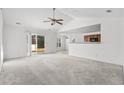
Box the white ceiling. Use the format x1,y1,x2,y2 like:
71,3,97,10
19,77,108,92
2,8,124,30
2,8,72,30
59,8,124,18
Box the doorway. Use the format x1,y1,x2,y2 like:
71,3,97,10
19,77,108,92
31,34,45,55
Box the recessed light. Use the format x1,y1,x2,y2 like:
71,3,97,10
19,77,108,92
106,10,112,13
16,22,21,25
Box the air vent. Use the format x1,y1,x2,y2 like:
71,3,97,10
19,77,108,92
106,10,112,13
16,22,21,25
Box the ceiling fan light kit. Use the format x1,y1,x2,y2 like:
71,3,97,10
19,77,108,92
43,8,63,26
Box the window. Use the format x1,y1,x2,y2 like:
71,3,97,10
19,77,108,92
57,38,61,47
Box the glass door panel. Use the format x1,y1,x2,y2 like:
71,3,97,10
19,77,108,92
37,35,45,53
31,34,45,55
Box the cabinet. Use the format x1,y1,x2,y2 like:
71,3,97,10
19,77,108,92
84,34,101,42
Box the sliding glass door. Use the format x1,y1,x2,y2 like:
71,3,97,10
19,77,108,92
37,35,45,53
31,34,45,55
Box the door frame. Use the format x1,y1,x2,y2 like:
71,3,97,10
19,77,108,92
27,33,45,56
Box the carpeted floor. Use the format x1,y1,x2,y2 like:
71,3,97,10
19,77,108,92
0,52,123,85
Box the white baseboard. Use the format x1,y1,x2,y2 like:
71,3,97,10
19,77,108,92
122,65,124,84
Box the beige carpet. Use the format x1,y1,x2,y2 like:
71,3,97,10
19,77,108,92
0,53,123,85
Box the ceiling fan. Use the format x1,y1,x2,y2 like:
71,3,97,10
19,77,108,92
43,8,63,25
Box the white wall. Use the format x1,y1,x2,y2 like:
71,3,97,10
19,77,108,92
44,31,57,53
3,25,57,59
3,25,27,59
0,9,3,68
68,18,124,65
121,19,124,64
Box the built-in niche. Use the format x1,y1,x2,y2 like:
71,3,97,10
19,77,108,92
84,34,101,42
60,24,101,44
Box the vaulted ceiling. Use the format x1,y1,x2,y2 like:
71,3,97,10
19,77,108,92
59,8,124,18
2,8,73,30
2,8,124,31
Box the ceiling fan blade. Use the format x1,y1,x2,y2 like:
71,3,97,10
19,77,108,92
43,8,63,26
56,19,63,21
48,17,53,20
56,21,63,25
48,17,55,21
